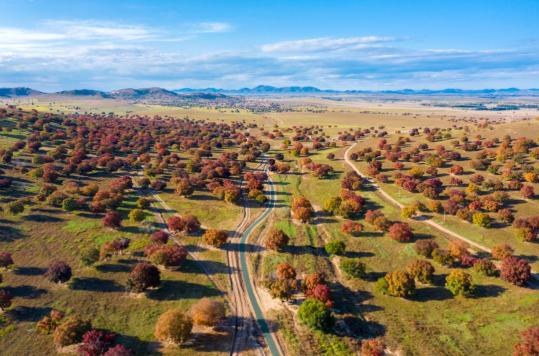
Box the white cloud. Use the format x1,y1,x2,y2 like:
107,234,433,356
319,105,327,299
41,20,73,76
261,36,395,53
191,22,232,33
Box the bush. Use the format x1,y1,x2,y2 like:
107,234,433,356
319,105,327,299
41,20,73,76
128,208,145,222
414,239,439,258
324,240,346,255
203,229,228,248
297,298,333,331
80,247,100,266
62,197,79,211
375,277,389,295
491,243,514,260
53,316,91,346
388,222,413,242
0,252,14,268
46,261,72,283
385,271,415,297
472,259,497,276
445,270,475,296
432,248,454,267
103,210,122,228
500,256,531,286
361,338,386,356
126,262,160,292
5,200,24,215
154,309,193,345
472,212,491,227
265,229,289,250
0,289,12,311
340,258,366,279
78,329,116,356
150,230,169,244
190,298,225,327
513,326,539,356
103,344,134,356
406,260,435,284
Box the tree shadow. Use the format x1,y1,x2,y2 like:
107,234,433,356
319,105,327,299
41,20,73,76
69,277,124,292
0,224,24,241
147,280,223,301
181,258,236,275
411,286,454,302
95,263,132,273
6,285,47,299
7,306,52,322
23,214,64,223
14,266,47,275
472,284,506,298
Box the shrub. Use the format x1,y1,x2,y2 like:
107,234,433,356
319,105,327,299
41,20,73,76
432,249,454,267
5,200,24,215
126,262,160,292
324,240,346,255
361,338,386,356
340,258,366,279
414,239,439,258
36,310,65,334
388,222,413,242
276,263,296,280
80,247,100,266
385,271,415,297
297,298,333,331
53,316,91,346
473,259,497,276
500,256,531,286
265,229,289,250
62,197,79,211
375,276,389,295
45,261,72,283
406,260,435,284
491,243,514,260
147,245,187,268
513,326,539,356
128,208,145,222
150,230,169,244
401,206,417,219
472,212,491,228
0,252,14,268
103,210,122,228
0,289,12,311
445,270,475,296
190,298,225,327
203,229,228,248
341,220,363,236
103,344,134,356
78,329,116,356
154,309,193,345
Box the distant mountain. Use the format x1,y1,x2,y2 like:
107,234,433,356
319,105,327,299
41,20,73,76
110,87,179,100
174,86,539,96
56,89,111,98
0,87,44,97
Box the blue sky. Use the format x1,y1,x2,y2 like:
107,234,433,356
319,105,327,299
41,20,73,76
0,0,538,91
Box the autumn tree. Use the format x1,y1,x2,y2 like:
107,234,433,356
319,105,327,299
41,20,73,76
190,298,225,327
126,262,160,292
384,271,415,297
291,195,314,223
406,260,434,284
513,326,539,356
500,256,531,286
446,270,474,296
388,222,413,242
53,316,91,347
45,261,72,284
265,229,289,251
276,263,296,280
491,243,514,260
203,229,228,248
103,210,122,229
154,309,193,345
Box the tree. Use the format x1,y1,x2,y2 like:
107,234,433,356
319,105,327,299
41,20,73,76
341,220,363,236
361,338,386,356
167,216,185,232
472,212,491,228
265,278,296,300
5,200,24,215
445,270,474,296
53,316,91,347
147,245,187,269
78,329,116,356
46,261,72,283
0,289,12,311
0,252,14,268
521,185,535,199
80,247,99,266
432,249,454,267
297,298,333,331
151,230,169,244
302,272,325,293
62,197,79,211
340,258,366,279
190,298,225,327
324,240,346,255
500,256,531,286
414,239,439,258
175,179,194,197
154,309,193,345
323,196,342,215
265,229,289,250
491,243,514,260
384,271,415,297
306,284,333,307
276,263,296,280
406,260,434,284
388,222,413,242
514,326,539,356
136,197,151,209
103,210,122,229
472,259,497,276
103,344,134,356
291,195,314,223
126,262,160,292
128,208,145,222
203,229,228,248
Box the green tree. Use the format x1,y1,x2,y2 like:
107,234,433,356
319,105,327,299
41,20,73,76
297,298,333,332
445,270,475,296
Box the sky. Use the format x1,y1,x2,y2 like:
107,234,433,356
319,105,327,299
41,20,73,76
0,0,538,91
